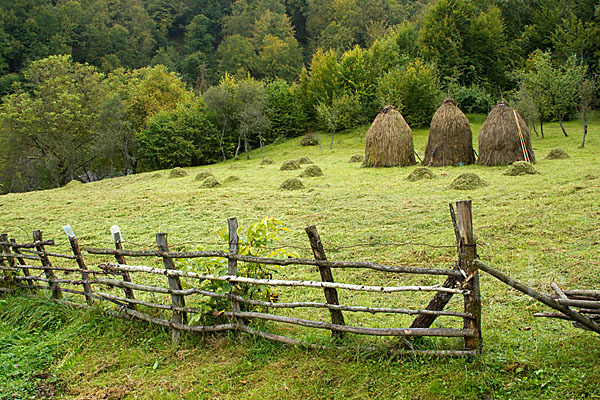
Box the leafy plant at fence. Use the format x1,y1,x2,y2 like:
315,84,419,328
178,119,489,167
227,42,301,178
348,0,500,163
183,217,298,325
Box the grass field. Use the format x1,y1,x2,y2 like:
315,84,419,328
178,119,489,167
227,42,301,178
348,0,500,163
0,114,599,399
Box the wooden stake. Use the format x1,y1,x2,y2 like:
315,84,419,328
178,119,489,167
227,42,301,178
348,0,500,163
10,239,34,289
513,110,530,163
111,227,136,308
33,231,62,299
456,201,482,351
227,217,245,331
65,229,94,306
305,225,345,339
156,233,186,344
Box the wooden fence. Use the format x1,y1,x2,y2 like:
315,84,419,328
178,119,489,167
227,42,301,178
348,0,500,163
0,201,483,356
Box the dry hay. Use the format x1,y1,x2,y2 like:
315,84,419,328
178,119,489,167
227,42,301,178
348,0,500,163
260,157,274,165
300,165,323,177
300,133,319,146
194,170,214,181
362,106,416,167
150,172,162,179
169,167,187,178
280,178,304,190
406,167,435,182
280,159,301,171
297,156,313,164
223,175,240,184
424,99,475,167
348,154,364,163
200,176,220,188
449,173,487,190
546,148,570,160
478,102,535,166
64,179,83,188
504,161,538,176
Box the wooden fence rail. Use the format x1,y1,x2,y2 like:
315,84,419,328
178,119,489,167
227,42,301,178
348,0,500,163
0,200,485,356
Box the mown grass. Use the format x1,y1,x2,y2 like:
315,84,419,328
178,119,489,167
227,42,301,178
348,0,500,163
0,114,599,399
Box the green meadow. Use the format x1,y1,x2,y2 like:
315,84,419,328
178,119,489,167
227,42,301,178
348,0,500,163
0,115,599,399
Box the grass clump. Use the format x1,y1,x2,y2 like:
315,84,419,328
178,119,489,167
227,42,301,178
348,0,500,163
280,159,301,171
63,180,83,189
348,154,364,163
150,172,162,179
300,133,318,146
223,175,240,184
300,165,323,177
449,172,487,190
260,157,274,165
504,161,538,176
200,176,220,188
297,156,313,164
546,148,570,159
280,178,304,190
406,167,435,182
194,170,214,181
169,167,187,178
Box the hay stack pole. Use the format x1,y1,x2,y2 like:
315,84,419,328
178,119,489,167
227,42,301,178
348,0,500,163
513,110,530,163
362,106,416,168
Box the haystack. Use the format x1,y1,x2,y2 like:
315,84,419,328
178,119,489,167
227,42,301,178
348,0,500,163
424,99,474,166
362,106,416,168
478,102,535,166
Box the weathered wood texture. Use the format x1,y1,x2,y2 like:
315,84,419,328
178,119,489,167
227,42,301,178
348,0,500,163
33,230,62,299
67,234,94,305
227,217,244,330
156,233,186,343
113,235,136,307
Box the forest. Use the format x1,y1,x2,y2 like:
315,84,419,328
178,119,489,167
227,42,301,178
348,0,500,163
0,0,598,192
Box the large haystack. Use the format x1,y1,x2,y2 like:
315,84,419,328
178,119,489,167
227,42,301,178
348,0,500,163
362,106,416,168
478,102,535,166
423,99,474,166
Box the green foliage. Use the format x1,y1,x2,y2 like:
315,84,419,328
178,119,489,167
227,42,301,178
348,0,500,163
265,80,308,140
297,49,343,121
449,83,495,113
376,59,441,127
138,100,220,170
185,217,297,324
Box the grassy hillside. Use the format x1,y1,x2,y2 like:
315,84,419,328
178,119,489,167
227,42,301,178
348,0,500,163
0,115,599,399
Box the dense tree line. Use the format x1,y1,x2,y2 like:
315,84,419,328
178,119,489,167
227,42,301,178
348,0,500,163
1,0,599,192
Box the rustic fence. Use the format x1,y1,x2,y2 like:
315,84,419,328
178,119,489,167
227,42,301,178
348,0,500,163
0,200,483,356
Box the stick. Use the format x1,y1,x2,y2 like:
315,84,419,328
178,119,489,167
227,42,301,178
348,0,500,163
156,233,186,343
111,226,136,309
33,231,62,299
10,239,34,289
514,110,530,163
65,228,94,306
227,217,244,332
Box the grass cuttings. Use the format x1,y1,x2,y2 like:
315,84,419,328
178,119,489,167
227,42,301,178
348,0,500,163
504,161,538,176
546,148,570,159
280,159,301,171
200,176,220,188
300,165,323,177
297,156,313,164
348,154,364,163
194,170,214,181
63,180,82,189
260,157,274,165
223,175,240,184
449,172,487,190
280,178,304,190
169,167,188,178
406,167,436,182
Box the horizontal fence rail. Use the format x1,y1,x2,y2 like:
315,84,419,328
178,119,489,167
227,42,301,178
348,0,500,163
0,201,485,356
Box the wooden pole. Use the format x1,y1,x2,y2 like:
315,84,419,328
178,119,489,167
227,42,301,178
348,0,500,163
513,110,530,163
305,225,345,339
33,230,62,299
156,233,186,344
10,239,34,289
0,234,16,291
111,226,136,308
64,227,94,306
227,217,245,332
456,201,482,351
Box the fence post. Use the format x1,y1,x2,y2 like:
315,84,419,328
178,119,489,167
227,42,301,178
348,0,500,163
10,238,34,289
111,226,136,309
33,230,62,299
0,234,15,289
63,226,94,306
455,200,482,351
227,217,245,333
305,225,345,339
156,233,186,344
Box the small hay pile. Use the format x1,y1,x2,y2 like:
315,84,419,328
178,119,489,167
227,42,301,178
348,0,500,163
260,157,274,165
200,176,220,188
300,165,323,177
478,102,535,166
449,173,487,190
424,99,475,166
546,148,570,160
362,106,415,168
348,154,363,163
406,167,435,182
194,170,214,181
280,178,304,190
169,167,187,178
223,175,240,184
504,161,538,176
150,172,162,179
297,156,313,164
280,160,301,171
300,133,319,146
64,180,83,188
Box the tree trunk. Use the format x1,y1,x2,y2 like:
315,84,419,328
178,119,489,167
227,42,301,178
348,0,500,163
580,109,588,148
532,124,538,136
330,131,334,150
234,133,242,160
558,116,568,137
540,119,544,139
244,133,249,160
219,120,227,161
259,134,264,160
317,133,323,154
